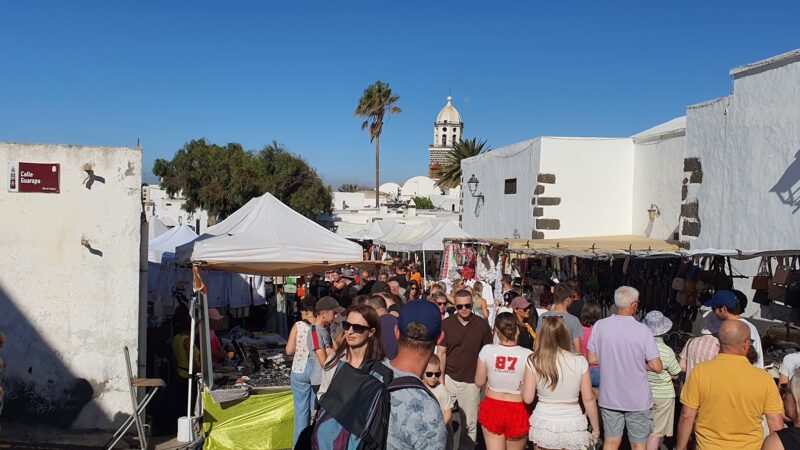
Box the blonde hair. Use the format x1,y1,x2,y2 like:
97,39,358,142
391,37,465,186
529,316,572,390
791,369,800,420
472,282,485,305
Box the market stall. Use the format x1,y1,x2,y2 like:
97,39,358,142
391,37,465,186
175,192,371,449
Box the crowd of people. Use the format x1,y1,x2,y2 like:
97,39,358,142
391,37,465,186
284,260,800,450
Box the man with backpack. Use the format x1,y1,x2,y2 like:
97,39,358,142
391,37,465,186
305,300,446,450
384,300,447,449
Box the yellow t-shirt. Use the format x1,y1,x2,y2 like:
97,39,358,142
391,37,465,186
681,353,782,450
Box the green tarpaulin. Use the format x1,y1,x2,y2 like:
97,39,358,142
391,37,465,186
203,389,294,450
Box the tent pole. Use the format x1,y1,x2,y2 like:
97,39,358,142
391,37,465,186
423,250,427,282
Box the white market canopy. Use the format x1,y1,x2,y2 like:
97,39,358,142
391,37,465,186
148,217,169,239
176,192,365,276
376,220,471,252
148,224,198,263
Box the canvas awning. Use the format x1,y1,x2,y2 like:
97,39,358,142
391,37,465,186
376,221,434,252
176,193,366,276
149,224,198,263
445,234,681,257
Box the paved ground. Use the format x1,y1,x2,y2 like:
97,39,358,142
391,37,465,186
0,421,191,450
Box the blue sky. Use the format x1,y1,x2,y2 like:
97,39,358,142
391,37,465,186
1,1,798,188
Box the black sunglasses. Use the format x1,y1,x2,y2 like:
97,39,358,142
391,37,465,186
342,321,372,334
455,303,473,310
436,302,447,306
425,371,441,378
516,306,532,311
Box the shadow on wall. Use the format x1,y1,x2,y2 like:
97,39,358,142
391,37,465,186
0,282,121,429
770,149,800,214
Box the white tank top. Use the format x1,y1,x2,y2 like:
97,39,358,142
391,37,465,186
478,344,533,394
526,350,588,403
291,321,311,373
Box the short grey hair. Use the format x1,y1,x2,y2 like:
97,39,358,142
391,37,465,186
387,280,399,289
614,286,639,308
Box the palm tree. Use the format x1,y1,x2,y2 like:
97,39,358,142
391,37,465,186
355,81,401,208
338,183,361,192
435,138,490,189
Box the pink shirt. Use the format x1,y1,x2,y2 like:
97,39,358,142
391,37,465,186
580,326,598,368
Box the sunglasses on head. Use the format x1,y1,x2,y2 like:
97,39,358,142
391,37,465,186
425,371,441,378
342,321,372,334
455,303,473,310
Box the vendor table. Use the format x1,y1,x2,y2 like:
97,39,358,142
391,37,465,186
203,387,293,450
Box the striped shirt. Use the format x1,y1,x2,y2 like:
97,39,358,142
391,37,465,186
648,337,681,399
679,334,720,377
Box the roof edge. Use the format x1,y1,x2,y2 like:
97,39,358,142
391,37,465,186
730,48,800,79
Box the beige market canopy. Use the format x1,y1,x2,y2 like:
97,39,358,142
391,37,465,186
446,234,681,257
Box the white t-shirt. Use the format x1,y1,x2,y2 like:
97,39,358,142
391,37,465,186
428,383,455,414
780,352,800,378
526,351,588,403
478,344,533,394
739,318,764,369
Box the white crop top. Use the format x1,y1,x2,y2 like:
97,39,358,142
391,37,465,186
526,351,588,403
478,344,533,394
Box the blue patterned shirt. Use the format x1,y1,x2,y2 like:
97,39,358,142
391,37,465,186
383,361,447,450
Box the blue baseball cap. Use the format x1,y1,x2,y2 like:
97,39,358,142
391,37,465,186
704,290,737,308
398,300,442,341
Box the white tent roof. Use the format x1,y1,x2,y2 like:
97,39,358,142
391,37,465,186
413,221,472,252
148,217,169,239
360,220,398,240
377,221,435,252
148,224,198,263
176,193,364,275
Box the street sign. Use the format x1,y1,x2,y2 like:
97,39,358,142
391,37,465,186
7,162,60,193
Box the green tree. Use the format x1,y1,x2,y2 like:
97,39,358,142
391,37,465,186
412,196,435,209
153,139,331,223
435,138,490,189
338,183,363,192
355,81,401,209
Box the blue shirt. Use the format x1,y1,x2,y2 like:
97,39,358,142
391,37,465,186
383,361,447,450
380,314,399,360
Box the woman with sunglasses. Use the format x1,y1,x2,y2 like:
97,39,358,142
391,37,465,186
475,312,533,450
318,304,385,396
407,280,422,300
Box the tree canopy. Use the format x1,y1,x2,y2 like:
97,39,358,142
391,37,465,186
153,139,332,223
435,138,490,189
412,196,435,209
338,183,368,192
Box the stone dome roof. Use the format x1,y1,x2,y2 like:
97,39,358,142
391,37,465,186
436,96,461,124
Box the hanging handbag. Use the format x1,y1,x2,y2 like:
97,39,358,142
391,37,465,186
753,290,770,306
773,257,793,285
769,283,787,303
785,258,800,307
751,258,772,291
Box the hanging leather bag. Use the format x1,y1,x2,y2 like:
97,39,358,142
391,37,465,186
753,290,771,306
785,258,800,307
751,258,772,291
773,257,792,285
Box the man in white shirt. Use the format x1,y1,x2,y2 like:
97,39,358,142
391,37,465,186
705,290,764,368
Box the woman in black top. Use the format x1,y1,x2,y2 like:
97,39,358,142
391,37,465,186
763,371,800,450
510,296,536,350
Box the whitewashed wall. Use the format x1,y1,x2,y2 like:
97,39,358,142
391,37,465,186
685,52,800,319
461,139,540,238
537,137,633,238
632,133,687,239
0,143,142,429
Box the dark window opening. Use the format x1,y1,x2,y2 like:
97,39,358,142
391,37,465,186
504,178,517,194
442,135,447,146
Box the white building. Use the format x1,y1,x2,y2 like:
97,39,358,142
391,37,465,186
143,184,210,233
460,49,800,319
462,48,800,252
1,142,143,429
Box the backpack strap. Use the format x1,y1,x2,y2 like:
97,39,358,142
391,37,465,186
388,376,437,402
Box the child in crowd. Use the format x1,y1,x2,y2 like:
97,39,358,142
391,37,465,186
423,354,454,426
423,354,454,449
642,311,681,450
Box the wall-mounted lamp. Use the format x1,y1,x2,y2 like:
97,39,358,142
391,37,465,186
647,203,661,221
467,174,485,202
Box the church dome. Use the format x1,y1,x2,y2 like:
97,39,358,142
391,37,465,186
436,96,461,124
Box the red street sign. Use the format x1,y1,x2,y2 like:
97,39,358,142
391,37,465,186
8,162,60,193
